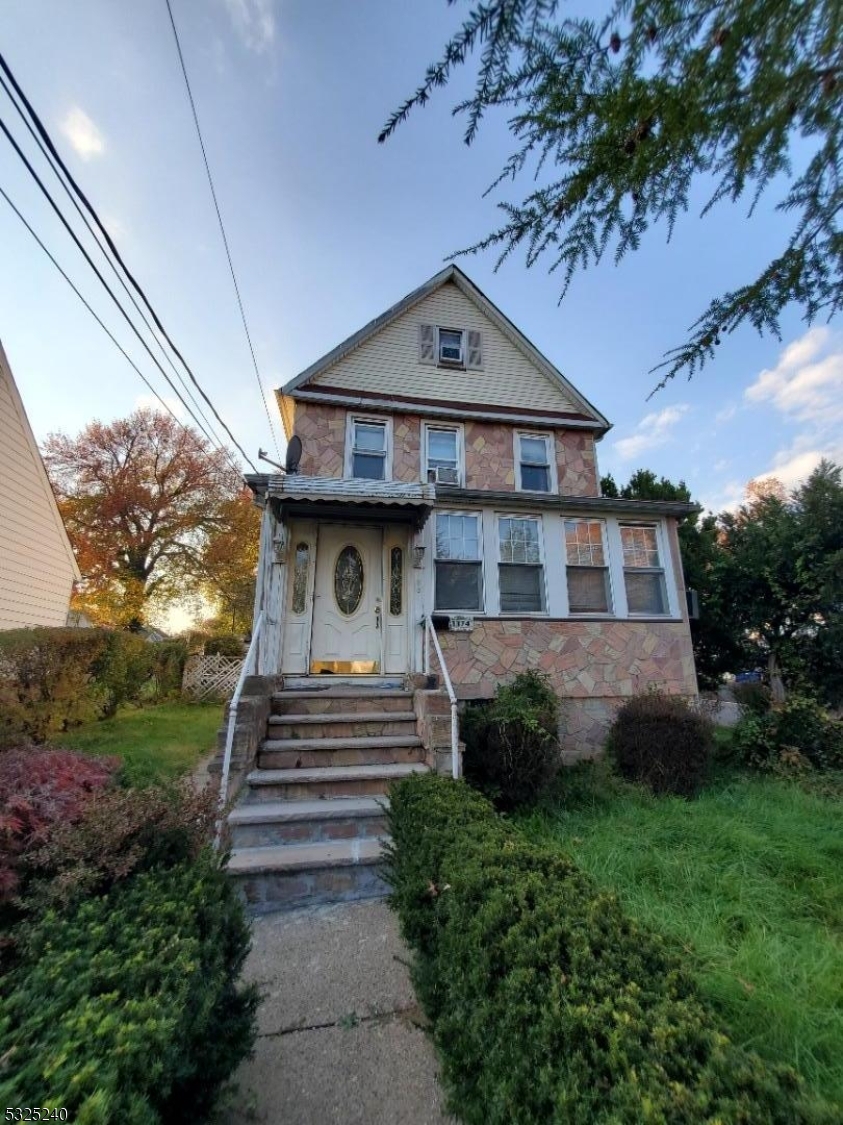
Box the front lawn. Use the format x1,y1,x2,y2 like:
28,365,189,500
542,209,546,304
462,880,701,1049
518,766,843,1108
60,701,222,786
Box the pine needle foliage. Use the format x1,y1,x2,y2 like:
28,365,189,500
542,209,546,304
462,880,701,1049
380,0,843,389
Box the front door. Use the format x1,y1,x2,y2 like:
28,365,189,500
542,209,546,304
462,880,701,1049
310,525,383,674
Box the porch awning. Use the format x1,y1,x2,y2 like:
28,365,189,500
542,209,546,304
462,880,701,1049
246,474,437,527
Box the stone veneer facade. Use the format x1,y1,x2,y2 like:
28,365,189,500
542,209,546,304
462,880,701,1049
290,400,597,495
440,620,697,758
284,398,697,758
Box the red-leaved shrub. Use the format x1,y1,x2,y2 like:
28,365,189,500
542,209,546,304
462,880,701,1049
0,748,118,905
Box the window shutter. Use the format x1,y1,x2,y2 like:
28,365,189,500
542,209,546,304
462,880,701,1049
466,329,483,369
419,324,436,364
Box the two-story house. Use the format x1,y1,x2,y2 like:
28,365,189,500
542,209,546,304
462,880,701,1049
228,266,698,910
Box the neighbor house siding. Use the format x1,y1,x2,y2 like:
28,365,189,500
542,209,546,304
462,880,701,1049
308,281,581,415
0,349,78,628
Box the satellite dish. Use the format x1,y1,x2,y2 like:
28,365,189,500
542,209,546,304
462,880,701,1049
286,434,303,474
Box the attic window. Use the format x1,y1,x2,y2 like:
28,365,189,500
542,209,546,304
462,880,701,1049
438,329,464,365
419,324,482,369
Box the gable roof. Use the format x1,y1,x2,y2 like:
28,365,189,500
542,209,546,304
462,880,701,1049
0,339,81,580
280,265,610,433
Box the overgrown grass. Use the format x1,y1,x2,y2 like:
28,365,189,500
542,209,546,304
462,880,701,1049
60,702,222,786
517,763,843,1108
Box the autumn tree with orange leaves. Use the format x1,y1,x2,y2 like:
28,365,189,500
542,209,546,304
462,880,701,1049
197,487,261,634
44,409,245,629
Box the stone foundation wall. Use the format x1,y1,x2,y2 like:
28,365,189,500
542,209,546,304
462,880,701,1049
211,675,277,816
439,619,697,757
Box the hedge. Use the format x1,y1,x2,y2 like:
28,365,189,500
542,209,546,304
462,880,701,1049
385,774,832,1124
0,853,258,1124
0,629,188,744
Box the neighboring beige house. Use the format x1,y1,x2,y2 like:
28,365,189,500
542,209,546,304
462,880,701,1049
0,339,80,629
246,265,699,755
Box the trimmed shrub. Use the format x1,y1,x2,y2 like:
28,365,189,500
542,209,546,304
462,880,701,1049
733,680,772,716
0,748,118,908
608,691,713,797
24,779,215,914
205,634,245,659
0,853,258,1123
461,670,560,809
0,630,190,743
384,774,830,1124
733,694,843,772
0,629,110,743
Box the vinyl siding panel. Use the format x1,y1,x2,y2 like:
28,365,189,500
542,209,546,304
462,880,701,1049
0,360,77,629
310,281,579,414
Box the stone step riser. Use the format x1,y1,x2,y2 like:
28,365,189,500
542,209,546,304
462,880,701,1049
258,746,425,770
233,863,388,914
272,695,414,716
247,777,394,802
230,815,388,850
267,718,418,740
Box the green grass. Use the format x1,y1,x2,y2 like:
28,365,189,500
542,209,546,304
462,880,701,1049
517,764,843,1108
59,702,223,786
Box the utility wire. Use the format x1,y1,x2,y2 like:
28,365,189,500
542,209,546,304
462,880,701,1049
0,112,247,463
0,183,210,451
0,49,259,473
164,0,282,460
0,69,230,456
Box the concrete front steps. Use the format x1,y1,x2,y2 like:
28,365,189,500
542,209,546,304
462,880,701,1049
227,682,430,913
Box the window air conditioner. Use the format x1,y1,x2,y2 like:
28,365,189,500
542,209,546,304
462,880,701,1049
432,467,460,485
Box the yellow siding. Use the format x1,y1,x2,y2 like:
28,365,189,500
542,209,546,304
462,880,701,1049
310,281,579,414
0,361,77,629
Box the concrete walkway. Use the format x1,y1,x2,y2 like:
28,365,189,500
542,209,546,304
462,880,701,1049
227,900,454,1125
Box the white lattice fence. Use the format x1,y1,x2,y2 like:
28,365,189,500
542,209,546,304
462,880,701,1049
182,653,244,701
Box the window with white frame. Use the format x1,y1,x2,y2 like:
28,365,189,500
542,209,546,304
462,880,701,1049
438,328,464,365
434,512,483,612
620,524,668,615
516,433,553,493
349,418,388,480
564,519,612,614
424,424,462,485
498,517,545,613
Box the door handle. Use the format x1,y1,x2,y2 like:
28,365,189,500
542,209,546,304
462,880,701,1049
375,604,382,630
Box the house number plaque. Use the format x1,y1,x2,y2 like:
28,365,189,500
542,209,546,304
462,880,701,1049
448,614,474,632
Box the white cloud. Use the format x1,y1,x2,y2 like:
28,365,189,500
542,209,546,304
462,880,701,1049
715,403,738,424
134,394,185,419
745,326,843,427
223,0,276,53
613,404,690,461
60,106,105,160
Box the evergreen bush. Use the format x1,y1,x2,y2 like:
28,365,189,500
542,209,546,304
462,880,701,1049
461,670,560,808
384,773,830,1124
733,694,843,772
608,691,713,797
0,854,258,1123
204,634,245,660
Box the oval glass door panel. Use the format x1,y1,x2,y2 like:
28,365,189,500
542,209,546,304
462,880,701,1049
334,546,364,615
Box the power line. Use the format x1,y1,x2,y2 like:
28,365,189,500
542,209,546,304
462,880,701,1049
164,0,282,459
0,69,230,456
0,49,259,473
0,112,244,462
0,182,217,455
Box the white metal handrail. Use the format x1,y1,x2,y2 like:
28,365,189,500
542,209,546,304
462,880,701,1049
423,615,460,779
215,611,264,848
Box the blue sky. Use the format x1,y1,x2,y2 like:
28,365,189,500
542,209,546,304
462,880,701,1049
1,0,841,519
